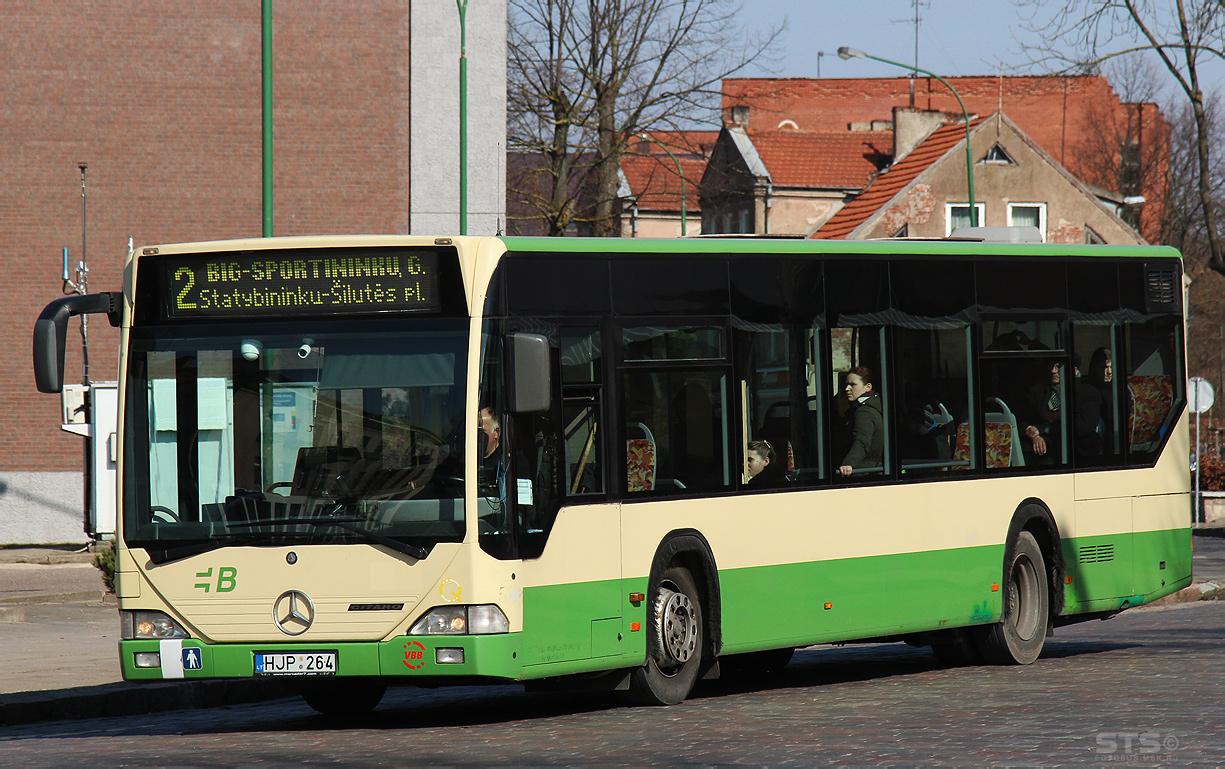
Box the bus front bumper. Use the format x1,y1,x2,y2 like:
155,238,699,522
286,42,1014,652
120,633,522,682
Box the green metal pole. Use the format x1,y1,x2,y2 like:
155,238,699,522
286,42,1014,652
638,134,687,236
262,0,273,237
843,50,977,227
457,0,468,235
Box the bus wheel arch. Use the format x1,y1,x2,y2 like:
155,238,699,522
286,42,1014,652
628,530,721,705
1009,499,1065,619
975,501,1063,664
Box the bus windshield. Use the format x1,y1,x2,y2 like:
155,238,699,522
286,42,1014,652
122,318,468,559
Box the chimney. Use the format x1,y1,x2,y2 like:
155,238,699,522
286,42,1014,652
892,107,948,161
730,104,750,127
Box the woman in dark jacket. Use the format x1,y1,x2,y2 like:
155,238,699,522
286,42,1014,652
839,366,884,476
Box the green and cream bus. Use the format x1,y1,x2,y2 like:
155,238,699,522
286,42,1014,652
34,233,1191,711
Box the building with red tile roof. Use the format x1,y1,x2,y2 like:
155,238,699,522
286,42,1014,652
812,112,1144,244
619,131,716,237
722,76,1168,240
700,125,890,235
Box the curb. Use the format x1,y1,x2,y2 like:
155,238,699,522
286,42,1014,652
1145,580,1224,608
0,549,96,566
0,679,296,727
0,591,113,608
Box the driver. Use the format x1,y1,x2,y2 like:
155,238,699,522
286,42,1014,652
477,406,503,495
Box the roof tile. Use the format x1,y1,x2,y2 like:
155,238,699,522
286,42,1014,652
813,117,985,239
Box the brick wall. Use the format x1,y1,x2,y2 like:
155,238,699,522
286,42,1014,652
1,1,412,474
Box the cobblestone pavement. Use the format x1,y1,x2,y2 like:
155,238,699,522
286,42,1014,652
2,600,1223,766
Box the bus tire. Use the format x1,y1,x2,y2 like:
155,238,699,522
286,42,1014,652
628,566,704,705
975,530,1049,665
301,678,387,716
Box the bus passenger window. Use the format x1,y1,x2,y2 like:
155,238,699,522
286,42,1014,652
829,327,887,479
1072,322,1123,467
564,398,601,494
896,326,972,474
979,358,1068,470
738,327,822,487
561,327,603,495
623,370,730,494
1124,318,1183,461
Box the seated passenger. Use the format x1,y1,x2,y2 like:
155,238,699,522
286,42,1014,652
746,439,786,487
839,366,883,477
1017,362,1062,465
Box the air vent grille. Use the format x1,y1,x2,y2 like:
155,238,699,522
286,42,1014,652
1145,264,1179,313
1078,544,1116,564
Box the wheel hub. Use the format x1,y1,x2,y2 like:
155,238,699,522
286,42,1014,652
656,585,698,666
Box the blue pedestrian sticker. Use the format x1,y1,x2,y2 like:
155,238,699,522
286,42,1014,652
182,647,203,670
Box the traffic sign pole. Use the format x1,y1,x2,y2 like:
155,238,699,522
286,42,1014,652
1190,377,1215,525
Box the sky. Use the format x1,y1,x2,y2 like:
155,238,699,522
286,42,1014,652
736,0,1223,103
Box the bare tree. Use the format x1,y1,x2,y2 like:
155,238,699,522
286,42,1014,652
508,0,781,236
1072,55,1170,236
508,0,594,235
1163,93,1225,258
1015,0,1225,273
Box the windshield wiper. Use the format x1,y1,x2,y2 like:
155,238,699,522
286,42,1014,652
227,516,428,560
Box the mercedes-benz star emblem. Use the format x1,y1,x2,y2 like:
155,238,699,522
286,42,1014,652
273,590,315,636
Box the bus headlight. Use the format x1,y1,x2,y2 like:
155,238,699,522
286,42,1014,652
408,605,509,635
121,610,189,640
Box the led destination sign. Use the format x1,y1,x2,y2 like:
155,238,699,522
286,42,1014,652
163,250,441,318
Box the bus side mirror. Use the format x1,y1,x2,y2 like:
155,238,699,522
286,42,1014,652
33,292,123,393
506,332,552,413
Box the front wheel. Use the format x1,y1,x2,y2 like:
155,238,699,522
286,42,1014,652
628,566,704,705
975,530,1049,665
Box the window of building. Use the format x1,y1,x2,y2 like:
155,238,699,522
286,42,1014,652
946,203,986,234
1007,203,1047,240
979,144,1017,165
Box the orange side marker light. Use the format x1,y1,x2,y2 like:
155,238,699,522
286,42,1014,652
824,602,833,610
991,583,1000,592
630,622,641,632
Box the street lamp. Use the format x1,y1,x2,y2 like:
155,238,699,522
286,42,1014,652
262,0,273,237
456,0,469,235
838,46,978,227
636,133,687,237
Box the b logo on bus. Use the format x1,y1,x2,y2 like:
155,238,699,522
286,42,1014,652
194,566,237,593
403,641,426,669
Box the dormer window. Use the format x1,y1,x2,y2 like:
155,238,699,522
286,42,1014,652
979,144,1016,165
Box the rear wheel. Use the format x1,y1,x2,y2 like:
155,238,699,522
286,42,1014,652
301,678,387,716
975,530,1049,664
628,566,704,705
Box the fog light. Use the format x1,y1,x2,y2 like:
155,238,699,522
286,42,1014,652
436,647,465,664
134,651,161,668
